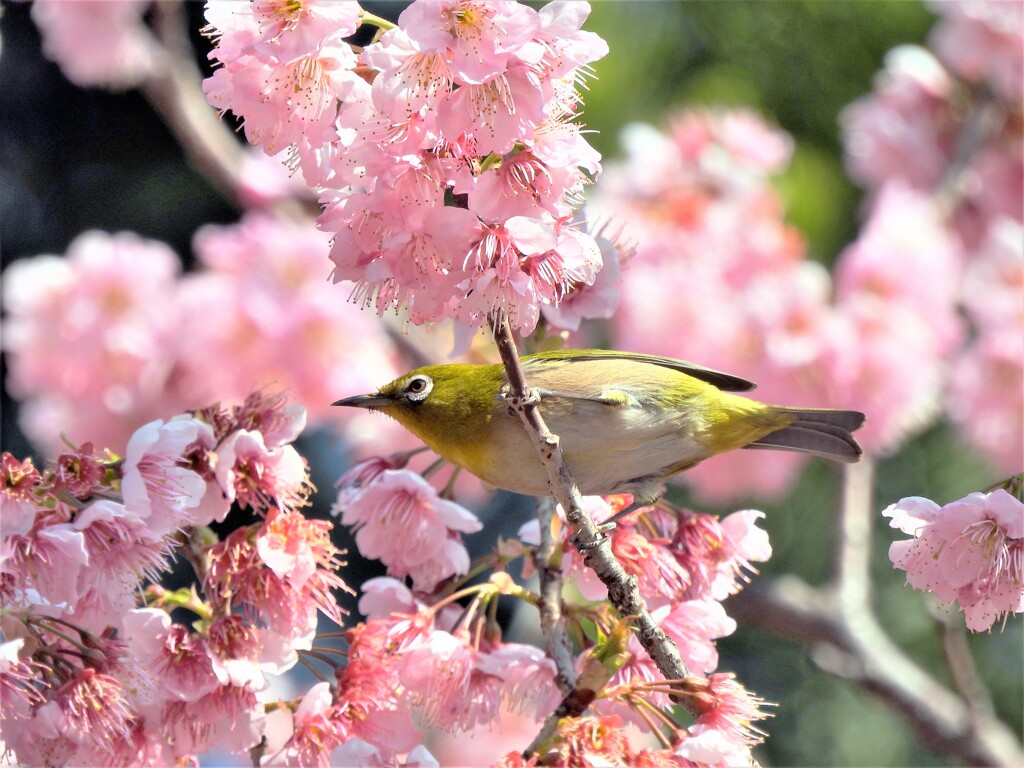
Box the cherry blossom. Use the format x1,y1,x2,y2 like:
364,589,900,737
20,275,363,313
122,417,207,538
30,0,158,89
336,468,482,592
885,489,1024,631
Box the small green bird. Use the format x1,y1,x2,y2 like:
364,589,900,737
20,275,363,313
333,349,866,503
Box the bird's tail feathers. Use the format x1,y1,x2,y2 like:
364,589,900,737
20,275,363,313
745,408,866,463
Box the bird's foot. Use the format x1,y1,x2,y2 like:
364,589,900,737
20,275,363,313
569,529,610,551
497,385,541,410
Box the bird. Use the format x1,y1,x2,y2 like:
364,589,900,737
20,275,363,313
333,349,866,504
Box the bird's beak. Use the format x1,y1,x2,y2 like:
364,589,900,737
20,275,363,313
332,393,393,409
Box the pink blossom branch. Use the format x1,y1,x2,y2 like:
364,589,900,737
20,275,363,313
533,496,577,696
727,460,1023,767
491,315,694,713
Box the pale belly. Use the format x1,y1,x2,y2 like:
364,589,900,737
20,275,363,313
471,395,709,502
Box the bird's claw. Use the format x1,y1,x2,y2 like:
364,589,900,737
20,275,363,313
497,385,541,410
569,529,610,551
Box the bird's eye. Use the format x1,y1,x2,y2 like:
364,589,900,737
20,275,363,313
404,375,432,402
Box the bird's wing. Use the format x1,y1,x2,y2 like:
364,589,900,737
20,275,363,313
532,387,639,407
521,349,756,392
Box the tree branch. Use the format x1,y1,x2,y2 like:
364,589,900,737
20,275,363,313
142,0,315,216
727,460,1023,767
490,314,694,714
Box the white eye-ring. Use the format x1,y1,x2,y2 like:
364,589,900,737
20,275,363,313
403,374,433,402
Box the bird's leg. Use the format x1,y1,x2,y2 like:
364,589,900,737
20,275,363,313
589,490,666,536
594,500,646,533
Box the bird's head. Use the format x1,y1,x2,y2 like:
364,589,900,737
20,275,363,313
332,363,504,452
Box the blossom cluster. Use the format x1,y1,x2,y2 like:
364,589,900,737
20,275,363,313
0,393,352,764
29,0,159,89
332,469,773,766
589,110,961,501
202,0,612,335
335,459,483,593
840,1,1023,475
884,486,1024,632
1,217,403,458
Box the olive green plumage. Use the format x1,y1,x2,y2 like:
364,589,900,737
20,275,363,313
334,349,865,502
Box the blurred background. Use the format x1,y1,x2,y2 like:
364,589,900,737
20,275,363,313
1,2,1020,766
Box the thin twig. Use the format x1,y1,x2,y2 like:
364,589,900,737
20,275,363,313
533,496,577,696
490,314,694,715
937,610,998,723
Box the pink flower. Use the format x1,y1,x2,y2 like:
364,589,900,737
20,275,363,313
929,0,1024,101
397,0,541,85
256,507,343,589
436,65,546,154
215,429,310,513
158,683,267,759
358,576,420,618
54,444,106,499
232,390,307,450
683,672,770,749
592,522,692,607
541,232,622,332
1,519,88,609
507,216,602,305
671,509,771,602
364,28,454,118
202,0,610,336
949,219,1024,472
1,231,184,455
830,181,964,452
69,500,166,628
249,0,363,57
533,0,610,81
122,608,220,702
654,599,737,675
556,715,633,766
261,681,345,767
205,614,298,689
1,454,41,538
335,619,422,756
30,0,157,89
202,2,362,157
712,509,773,599
950,334,1024,475
338,469,482,591
675,723,755,768
122,417,207,538
476,643,560,719
206,524,348,645
841,45,953,192
181,215,402,429
0,638,43,721
51,668,137,757
885,489,1024,631
398,629,501,732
